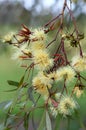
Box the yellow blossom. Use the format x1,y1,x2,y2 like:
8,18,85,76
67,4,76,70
3,32,15,43
30,28,46,42
58,96,78,117
50,106,58,117
30,41,46,51
15,35,25,43
33,50,53,70
55,93,61,100
73,86,83,98
71,54,86,72
36,71,53,86
32,76,51,99
48,71,58,81
56,66,75,84
12,43,32,63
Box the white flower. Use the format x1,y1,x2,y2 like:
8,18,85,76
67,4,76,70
32,75,50,99
50,106,58,117
71,54,86,72
36,71,53,86
58,95,78,117
3,32,15,42
30,28,46,42
12,44,26,59
56,66,75,84
33,50,53,70
48,71,58,81
55,93,61,100
12,43,32,64
73,86,83,98
30,41,46,51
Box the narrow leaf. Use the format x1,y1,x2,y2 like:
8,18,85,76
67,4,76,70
7,80,19,87
18,75,24,87
54,114,61,130
37,111,46,130
0,101,12,109
32,112,37,130
4,101,12,110
4,88,18,92
4,109,11,125
28,87,36,105
46,111,52,130
24,112,30,130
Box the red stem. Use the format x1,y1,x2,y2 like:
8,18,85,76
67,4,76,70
44,13,62,27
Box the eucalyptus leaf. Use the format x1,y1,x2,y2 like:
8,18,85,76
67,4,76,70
7,80,19,87
37,111,46,130
46,111,52,130
24,112,30,130
32,112,37,130
54,114,61,130
4,101,12,110
4,88,18,92
4,109,10,126
28,87,36,105
0,101,12,109
18,75,24,87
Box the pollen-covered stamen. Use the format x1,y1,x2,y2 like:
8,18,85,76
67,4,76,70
56,65,76,84
30,28,47,42
2,32,15,43
58,96,78,117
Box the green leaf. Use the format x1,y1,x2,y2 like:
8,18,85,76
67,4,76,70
32,112,37,130
7,75,25,88
46,111,52,130
28,87,36,105
4,101,12,110
18,75,24,88
37,111,46,130
4,108,11,125
7,80,19,87
24,112,30,130
0,101,12,110
54,114,61,130
4,109,16,126
0,101,8,109
4,88,18,92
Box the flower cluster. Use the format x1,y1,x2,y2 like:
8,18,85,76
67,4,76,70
1,0,86,129
2,25,86,118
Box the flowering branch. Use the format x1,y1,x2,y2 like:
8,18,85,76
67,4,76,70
1,0,86,130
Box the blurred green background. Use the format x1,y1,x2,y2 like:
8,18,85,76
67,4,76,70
0,0,86,130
